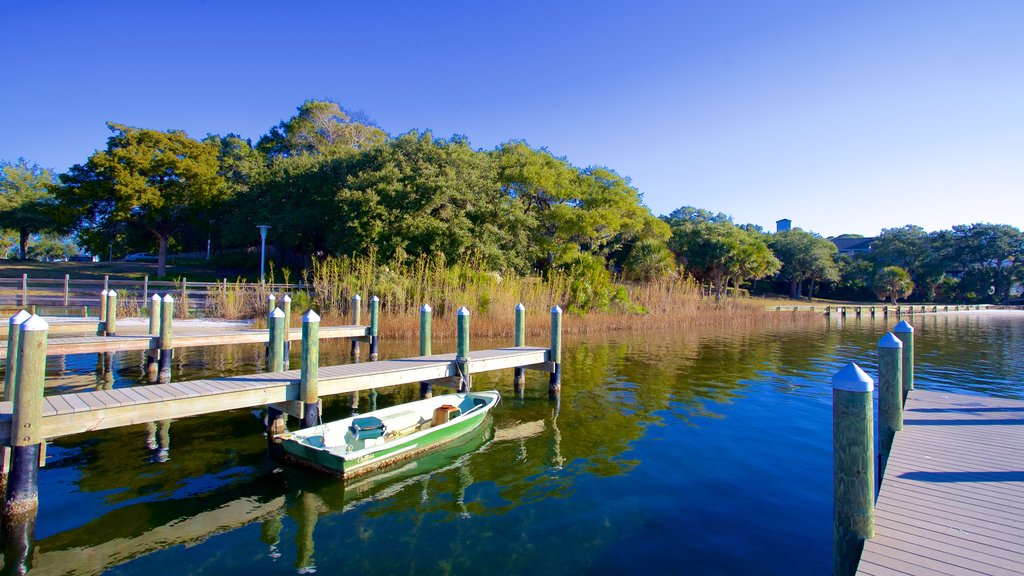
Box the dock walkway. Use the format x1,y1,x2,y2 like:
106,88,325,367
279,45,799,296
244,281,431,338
0,346,550,444
857,389,1024,576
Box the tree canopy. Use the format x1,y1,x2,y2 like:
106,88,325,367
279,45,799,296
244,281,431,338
0,159,60,259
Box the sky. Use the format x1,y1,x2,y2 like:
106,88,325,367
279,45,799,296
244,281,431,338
2,0,1022,238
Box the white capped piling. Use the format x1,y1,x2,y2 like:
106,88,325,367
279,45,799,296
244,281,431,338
105,290,118,336
4,315,48,519
143,275,149,302
420,304,433,398
103,274,109,291
350,294,362,358
549,305,563,400
267,293,276,320
4,310,31,402
98,289,109,336
63,274,70,306
832,362,875,576
893,320,915,404
158,294,174,383
146,294,161,382
300,310,321,429
456,307,470,392
268,307,285,372
282,294,292,363
20,273,27,307
877,333,903,480
513,303,526,396
369,295,380,361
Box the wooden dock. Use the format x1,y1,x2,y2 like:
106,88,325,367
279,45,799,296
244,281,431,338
0,346,551,444
0,325,368,360
857,389,1024,576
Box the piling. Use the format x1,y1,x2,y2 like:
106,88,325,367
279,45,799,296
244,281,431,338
20,273,27,307
300,310,321,429
98,289,109,336
281,294,292,361
63,274,70,306
456,307,470,392
268,307,285,372
369,295,380,361
893,320,915,404
420,304,433,398
158,294,174,383
513,303,526,397
145,294,161,382
4,310,31,402
549,305,563,400
832,362,875,576
103,274,109,291
5,315,48,520
143,275,149,302
267,294,276,320
877,333,903,480
105,290,118,336
350,294,361,359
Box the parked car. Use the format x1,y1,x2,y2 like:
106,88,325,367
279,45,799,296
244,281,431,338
124,253,158,262
68,254,93,262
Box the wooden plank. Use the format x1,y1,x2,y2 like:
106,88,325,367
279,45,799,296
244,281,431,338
61,393,91,413
45,395,75,415
117,387,151,405
856,390,1024,576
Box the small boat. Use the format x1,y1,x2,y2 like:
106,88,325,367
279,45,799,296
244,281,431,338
279,390,501,478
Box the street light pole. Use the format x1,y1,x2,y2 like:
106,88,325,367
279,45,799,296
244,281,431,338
257,225,271,284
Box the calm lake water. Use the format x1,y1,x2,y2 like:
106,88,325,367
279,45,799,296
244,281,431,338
5,312,1023,575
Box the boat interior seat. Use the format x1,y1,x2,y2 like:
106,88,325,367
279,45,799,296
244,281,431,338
458,396,487,415
350,416,386,440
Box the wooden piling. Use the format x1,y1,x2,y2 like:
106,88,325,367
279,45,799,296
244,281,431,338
158,294,174,383
549,305,563,400
5,315,48,520
282,294,292,361
4,310,31,402
98,289,109,336
105,290,118,336
143,275,148,302
832,362,875,576
420,304,432,398
369,295,380,361
63,274,70,306
350,294,361,359
300,310,321,429
267,294,276,320
513,303,526,397
877,333,903,480
20,273,27,307
103,275,109,291
456,306,471,392
147,294,161,382
893,320,914,404
268,307,285,372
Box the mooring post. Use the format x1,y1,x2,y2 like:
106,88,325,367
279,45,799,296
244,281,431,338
266,293,276,321
300,310,321,429
4,310,31,402
420,304,433,398
350,294,362,359
513,303,526,397
145,294,161,382
282,294,292,364
20,273,27,307
269,307,285,372
103,275,109,292
456,306,471,392
63,274,70,306
105,290,118,337
369,295,380,361
143,275,148,303
882,305,888,318
549,305,563,400
893,320,915,405
97,289,109,336
832,362,875,576
158,294,174,383
877,333,903,481
5,315,48,520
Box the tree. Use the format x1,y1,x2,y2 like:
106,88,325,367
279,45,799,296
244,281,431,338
951,223,1024,303
0,159,60,259
56,123,229,276
873,266,914,303
623,239,676,282
257,100,386,158
770,229,839,299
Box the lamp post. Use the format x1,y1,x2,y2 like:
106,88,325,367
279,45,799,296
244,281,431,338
256,225,271,284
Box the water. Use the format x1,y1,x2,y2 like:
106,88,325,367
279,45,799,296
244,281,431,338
5,312,1023,575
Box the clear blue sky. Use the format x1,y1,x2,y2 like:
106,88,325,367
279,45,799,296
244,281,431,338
2,0,1022,237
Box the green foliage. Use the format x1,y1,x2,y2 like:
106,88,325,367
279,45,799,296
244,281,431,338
0,158,61,259
257,100,386,158
623,239,676,282
769,228,838,299
561,253,617,314
56,123,230,275
873,266,914,303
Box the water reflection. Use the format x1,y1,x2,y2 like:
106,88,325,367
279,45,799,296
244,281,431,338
2,312,1021,575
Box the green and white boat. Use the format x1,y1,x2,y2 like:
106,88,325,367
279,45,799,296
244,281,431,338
279,390,501,478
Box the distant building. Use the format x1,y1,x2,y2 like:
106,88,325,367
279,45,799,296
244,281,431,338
831,237,876,256
776,219,791,233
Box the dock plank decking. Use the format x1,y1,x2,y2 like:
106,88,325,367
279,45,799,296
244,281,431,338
0,346,551,444
0,325,369,360
857,390,1024,576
